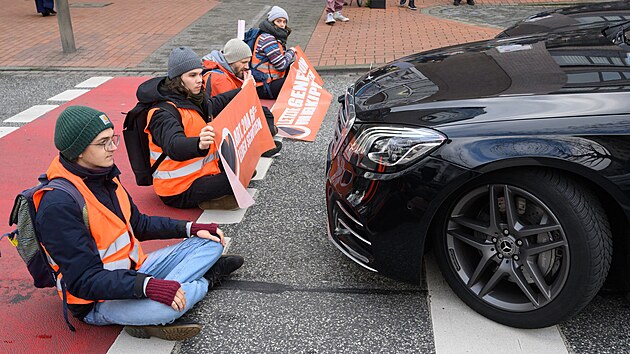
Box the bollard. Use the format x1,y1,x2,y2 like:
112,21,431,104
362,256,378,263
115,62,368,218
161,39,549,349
237,20,246,40
56,0,76,53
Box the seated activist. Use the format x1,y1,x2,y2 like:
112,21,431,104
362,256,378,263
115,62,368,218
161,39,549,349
202,38,282,157
35,105,244,341
251,5,296,99
137,46,242,210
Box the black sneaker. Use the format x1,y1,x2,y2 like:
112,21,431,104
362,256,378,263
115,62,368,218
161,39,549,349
399,0,406,6
466,0,474,5
262,140,282,158
408,4,417,10
124,319,202,341
204,254,244,287
453,0,461,5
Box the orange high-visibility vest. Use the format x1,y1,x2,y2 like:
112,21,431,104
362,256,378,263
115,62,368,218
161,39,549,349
145,105,221,197
251,35,287,85
33,156,147,305
202,60,242,96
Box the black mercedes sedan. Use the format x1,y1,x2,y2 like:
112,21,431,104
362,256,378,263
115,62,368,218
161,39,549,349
325,23,630,329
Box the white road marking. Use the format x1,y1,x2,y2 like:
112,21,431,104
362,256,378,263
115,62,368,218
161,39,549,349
5,105,58,123
75,76,113,88
252,157,273,181
196,188,258,224
0,127,19,138
106,328,175,354
222,236,232,254
424,254,568,354
47,89,90,101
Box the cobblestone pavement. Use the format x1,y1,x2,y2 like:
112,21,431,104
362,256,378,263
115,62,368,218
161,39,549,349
423,4,564,29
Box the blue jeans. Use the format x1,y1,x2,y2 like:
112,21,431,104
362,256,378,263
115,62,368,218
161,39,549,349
83,237,223,326
35,0,54,13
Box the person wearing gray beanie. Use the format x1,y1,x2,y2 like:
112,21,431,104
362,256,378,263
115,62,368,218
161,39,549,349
37,104,243,340
167,46,203,80
267,5,288,23
223,38,252,65
201,38,282,157
130,42,243,209
250,5,296,99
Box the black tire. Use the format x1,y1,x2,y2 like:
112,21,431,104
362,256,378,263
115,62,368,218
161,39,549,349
432,169,612,328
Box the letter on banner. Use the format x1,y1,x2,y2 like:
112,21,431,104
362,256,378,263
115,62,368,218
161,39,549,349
211,79,276,208
271,46,332,142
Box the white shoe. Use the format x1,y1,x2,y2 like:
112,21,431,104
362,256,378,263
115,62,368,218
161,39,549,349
325,12,336,25
333,11,350,22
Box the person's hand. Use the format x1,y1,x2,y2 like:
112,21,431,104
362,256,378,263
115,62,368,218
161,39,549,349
191,222,225,246
145,278,185,311
195,227,225,246
242,70,253,86
198,124,215,150
171,287,186,312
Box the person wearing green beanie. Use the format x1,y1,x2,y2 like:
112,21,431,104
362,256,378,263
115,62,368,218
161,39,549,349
35,105,244,340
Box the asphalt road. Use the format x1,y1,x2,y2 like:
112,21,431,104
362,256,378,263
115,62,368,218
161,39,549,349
1,71,630,353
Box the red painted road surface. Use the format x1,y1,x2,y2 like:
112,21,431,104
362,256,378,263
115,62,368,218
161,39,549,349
0,77,202,353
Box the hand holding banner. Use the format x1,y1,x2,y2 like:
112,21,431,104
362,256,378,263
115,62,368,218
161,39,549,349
272,46,332,142
211,78,276,208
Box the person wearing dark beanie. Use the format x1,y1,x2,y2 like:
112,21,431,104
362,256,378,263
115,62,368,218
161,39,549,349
134,46,244,210
36,105,244,341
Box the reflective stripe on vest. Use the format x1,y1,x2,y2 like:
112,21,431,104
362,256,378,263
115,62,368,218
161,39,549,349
152,151,219,180
252,35,287,83
34,156,147,305
98,231,131,260
145,106,221,197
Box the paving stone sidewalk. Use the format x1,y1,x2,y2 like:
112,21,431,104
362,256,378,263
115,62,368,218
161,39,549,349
0,0,598,71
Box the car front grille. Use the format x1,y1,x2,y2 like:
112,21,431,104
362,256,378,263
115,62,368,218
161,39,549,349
328,200,376,272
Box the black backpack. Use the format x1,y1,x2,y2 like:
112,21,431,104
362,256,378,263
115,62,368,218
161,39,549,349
243,28,273,97
2,175,86,331
122,101,180,186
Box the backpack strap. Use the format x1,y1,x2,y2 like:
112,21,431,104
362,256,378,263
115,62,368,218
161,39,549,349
43,178,85,333
149,101,181,174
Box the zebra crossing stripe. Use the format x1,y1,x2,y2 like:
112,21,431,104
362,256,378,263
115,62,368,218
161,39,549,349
5,105,58,123
47,89,90,102
424,254,568,354
75,77,113,88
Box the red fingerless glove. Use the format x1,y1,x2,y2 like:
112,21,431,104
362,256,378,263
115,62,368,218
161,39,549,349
145,278,180,306
191,222,218,236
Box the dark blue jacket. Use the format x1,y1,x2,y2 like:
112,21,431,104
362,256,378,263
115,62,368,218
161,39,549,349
35,156,188,320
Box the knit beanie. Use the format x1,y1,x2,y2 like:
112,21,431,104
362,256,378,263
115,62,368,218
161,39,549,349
267,5,288,22
222,38,253,64
54,105,114,160
167,46,202,79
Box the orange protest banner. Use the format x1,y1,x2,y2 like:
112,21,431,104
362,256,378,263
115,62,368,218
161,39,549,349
211,79,276,208
272,46,332,142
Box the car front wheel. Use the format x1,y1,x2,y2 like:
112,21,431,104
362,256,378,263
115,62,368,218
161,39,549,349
433,170,612,328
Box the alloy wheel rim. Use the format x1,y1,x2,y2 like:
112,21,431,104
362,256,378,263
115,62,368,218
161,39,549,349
446,183,570,312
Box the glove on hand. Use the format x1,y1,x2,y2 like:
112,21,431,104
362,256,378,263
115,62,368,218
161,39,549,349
191,222,218,236
145,278,180,306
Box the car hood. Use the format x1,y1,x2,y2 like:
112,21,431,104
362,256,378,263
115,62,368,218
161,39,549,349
353,25,630,127
498,0,630,38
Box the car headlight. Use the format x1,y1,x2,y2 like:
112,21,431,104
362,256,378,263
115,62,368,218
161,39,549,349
343,126,446,172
